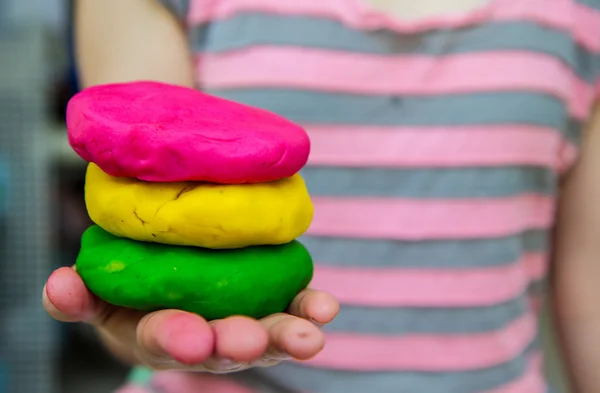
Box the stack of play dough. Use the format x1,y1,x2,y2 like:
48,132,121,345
67,81,314,320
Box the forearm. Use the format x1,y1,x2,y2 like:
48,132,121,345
74,0,194,363
74,0,194,89
552,265,600,393
550,106,600,392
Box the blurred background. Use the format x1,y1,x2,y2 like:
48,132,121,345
0,0,129,392
0,0,572,392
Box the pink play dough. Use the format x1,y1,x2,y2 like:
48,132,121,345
66,81,310,183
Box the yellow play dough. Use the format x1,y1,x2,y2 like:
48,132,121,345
84,163,314,249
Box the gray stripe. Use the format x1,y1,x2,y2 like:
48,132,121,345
192,14,600,82
576,0,600,12
158,0,189,19
327,295,528,335
529,279,546,297
204,89,575,140
302,166,557,198
300,230,547,268
567,117,583,145
255,349,532,393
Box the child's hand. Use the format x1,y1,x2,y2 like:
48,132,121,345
42,267,338,372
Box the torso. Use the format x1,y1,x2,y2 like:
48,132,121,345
132,0,600,391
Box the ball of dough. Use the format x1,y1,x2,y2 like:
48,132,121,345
76,225,314,320
67,81,310,184
85,163,313,249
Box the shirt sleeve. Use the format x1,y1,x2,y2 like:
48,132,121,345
157,0,190,21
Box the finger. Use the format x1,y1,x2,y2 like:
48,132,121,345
260,313,325,361
43,266,97,322
288,289,339,325
136,309,215,368
43,266,142,332
211,316,268,362
44,266,148,356
185,316,268,373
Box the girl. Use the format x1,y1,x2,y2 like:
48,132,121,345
45,0,600,392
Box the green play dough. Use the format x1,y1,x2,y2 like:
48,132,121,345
76,225,313,320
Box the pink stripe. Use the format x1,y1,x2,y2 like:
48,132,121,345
528,351,544,375
308,195,554,240
198,49,593,119
188,0,600,52
311,253,545,307
152,372,255,393
299,354,544,393
526,254,548,280
302,313,535,370
305,125,567,169
188,0,374,27
484,353,545,393
114,385,153,393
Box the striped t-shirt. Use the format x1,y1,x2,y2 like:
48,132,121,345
118,0,600,392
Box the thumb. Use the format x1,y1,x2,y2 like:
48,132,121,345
43,266,146,339
43,266,108,323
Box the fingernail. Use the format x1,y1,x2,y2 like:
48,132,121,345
267,350,292,361
150,358,180,367
215,358,246,372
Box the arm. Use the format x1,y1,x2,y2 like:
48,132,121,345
74,0,195,364
74,0,194,88
551,102,600,393
56,1,338,370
